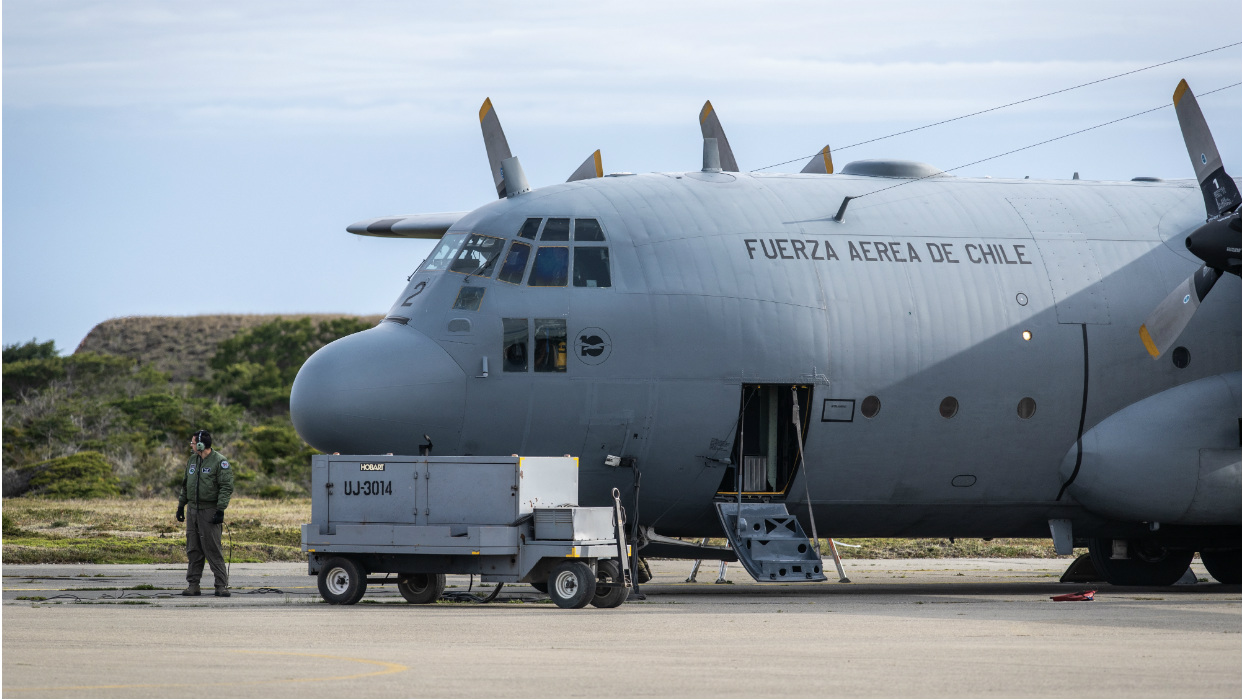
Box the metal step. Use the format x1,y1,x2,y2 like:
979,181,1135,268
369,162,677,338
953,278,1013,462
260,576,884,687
713,501,827,582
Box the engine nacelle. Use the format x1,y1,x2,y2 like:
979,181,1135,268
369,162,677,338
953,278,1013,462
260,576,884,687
1062,371,1242,525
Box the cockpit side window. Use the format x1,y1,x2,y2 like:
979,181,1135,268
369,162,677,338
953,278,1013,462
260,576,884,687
498,241,532,285
528,247,569,286
533,318,567,373
573,219,606,241
541,218,570,241
518,218,542,240
419,233,467,272
573,247,611,287
503,318,528,372
449,234,504,277
452,286,486,311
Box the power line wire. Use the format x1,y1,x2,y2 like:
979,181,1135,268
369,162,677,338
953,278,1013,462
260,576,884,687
754,41,1242,172
851,81,1242,200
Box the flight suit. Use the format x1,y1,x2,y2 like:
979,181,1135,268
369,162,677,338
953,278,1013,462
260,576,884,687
178,451,234,590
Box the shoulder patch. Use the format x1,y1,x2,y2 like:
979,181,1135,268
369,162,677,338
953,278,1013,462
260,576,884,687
221,461,229,469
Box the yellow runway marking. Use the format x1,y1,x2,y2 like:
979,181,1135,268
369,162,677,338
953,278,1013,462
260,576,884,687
6,650,408,692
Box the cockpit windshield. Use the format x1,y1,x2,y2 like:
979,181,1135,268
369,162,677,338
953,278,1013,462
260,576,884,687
450,234,504,277
419,233,467,272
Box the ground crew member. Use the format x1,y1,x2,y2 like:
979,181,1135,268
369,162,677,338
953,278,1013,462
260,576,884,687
176,429,234,597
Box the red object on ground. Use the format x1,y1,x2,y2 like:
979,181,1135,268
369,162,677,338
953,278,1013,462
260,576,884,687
1051,590,1096,601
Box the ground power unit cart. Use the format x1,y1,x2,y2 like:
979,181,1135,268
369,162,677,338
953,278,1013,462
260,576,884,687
302,455,632,609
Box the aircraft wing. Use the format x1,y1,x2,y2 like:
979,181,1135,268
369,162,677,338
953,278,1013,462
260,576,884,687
346,212,468,239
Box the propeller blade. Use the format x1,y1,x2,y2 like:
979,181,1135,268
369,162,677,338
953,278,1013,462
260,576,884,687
699,101,739,172
1139,265,1220,358
479,98,514,200
1173,79,1240,217
566,149,603,182
800,145,834,174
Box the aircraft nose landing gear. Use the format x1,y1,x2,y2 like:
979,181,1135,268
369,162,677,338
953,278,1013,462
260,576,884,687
1088,538,1194,586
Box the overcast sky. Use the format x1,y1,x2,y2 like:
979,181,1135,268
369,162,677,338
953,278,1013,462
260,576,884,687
4,1,1240,352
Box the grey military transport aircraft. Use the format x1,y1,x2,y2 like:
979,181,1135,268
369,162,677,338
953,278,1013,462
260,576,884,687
290,82,1242,587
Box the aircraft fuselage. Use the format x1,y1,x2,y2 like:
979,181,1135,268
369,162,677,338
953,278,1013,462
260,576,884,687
291,170,1242,541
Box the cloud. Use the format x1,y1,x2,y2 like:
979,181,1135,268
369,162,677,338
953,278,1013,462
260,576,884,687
6,1,1240,130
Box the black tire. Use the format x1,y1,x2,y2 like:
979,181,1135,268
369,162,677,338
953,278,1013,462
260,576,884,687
530,581,549,594
548,561,596,609
397,573,446,603
1200,549,1242,584
590,559,628,609
318,557,367,604
1088,538,1193,587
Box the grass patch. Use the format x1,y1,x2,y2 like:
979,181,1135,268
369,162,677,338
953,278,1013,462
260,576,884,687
4,496,1068,564
2,496,308,564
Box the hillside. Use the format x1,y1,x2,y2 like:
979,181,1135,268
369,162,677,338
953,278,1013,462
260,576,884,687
75,314,383,382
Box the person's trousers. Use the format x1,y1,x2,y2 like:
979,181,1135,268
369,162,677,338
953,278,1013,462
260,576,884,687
186,506,227,588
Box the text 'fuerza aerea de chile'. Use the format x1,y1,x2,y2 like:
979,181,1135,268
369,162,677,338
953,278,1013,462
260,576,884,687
743,239,1034,265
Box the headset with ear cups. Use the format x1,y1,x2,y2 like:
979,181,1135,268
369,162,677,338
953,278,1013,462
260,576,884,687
194,430,209,452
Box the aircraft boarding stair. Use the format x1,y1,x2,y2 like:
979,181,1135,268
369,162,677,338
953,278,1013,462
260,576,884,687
714,502,827,582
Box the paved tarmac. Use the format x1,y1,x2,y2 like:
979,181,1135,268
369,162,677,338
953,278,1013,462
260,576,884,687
3,558,1240,698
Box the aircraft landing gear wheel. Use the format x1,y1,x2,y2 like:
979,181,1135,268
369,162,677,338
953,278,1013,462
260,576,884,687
590,559,627,609
397,573,445,603
1200,549,1242,584
530,580,549,594
1088,538,1193,586
548,561,596,609
318,557,367,604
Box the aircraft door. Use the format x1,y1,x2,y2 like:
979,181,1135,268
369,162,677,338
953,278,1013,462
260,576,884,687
719,384,813,498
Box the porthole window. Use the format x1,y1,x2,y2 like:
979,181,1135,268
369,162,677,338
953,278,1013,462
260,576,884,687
939,396,959,419
860,395,881,419
1017,397,1036,420
1171,346,1190,369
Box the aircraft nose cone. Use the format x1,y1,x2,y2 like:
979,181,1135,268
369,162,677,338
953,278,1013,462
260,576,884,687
291,323,466,455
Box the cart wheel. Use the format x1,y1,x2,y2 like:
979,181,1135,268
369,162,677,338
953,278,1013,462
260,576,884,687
318,557,367,605
530,580,549,594
548,561,596,609
590,559,627,609
397,573,446,604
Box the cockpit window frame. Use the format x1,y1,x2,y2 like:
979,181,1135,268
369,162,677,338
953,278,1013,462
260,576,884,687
572,218,607,242
527,246,570,287
518,218,542,240
497,240,533,285
448,233,506,278
417,232,469,273
540,218,571,241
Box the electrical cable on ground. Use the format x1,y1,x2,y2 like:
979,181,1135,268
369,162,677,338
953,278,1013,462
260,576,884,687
440,574,505,603
753,41,1242,172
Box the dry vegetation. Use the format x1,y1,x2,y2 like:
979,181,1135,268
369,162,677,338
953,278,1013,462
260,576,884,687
3,497,1067,564
2,497,309,564
75,314,382,382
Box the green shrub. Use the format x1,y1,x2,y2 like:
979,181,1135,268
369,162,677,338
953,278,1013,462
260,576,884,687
200,317,369,412
19,452,121,499
3,338,58,363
